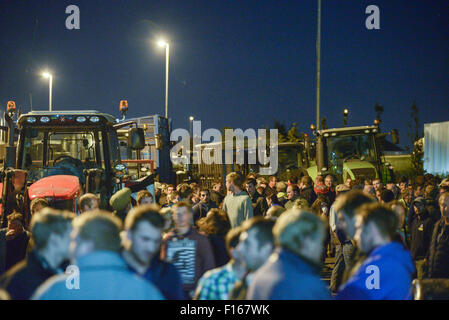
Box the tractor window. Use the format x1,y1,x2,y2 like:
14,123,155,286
21,128,106,174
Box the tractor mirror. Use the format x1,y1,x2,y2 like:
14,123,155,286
128,128,145,150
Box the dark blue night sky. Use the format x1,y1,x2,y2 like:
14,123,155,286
0,0,448,149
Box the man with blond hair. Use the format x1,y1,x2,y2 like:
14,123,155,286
223,172,253,228
247,209,332,300
34,210,163,300
0,208,74,300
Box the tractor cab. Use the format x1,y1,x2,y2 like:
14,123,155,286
0,101,145,225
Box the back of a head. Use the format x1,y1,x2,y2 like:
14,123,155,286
79,193,99,212
197,208,231,236
31,207,75,251
273,209,325,256
227,172,244,189
73,210,123,253
30,197,49,214
301,176,313,187
356,202,398,240
266,206,286,220
276,181,287,193
136,190,153,205
380,189,395,204
124,204,164,232
241,216,275,248
334,190,375,218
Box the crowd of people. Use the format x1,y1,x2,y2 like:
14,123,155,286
0,170,448,300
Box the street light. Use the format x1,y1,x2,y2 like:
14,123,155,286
343,108,349,126
42,72,53,111
189,116,194,138
157,39,170,119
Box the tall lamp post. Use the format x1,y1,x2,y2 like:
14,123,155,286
42,72,53,111
157,40,170,119
343,108,349,126
316,0,321,130
189,116,194,137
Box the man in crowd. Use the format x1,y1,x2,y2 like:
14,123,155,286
325,175,336,204
300,176,317,206
267,176,278,195
0,213,31,273
284,185,302,210
363,179,375,196
245,178,266,217
122,205,184,299
409,197,436,279
337,203,414,300
136,190,154,206
222,172,253,228
78,193,100,214
427,192,449,278
0,208,74,300
330,190,375,294
379,189,395,205
345,178,352,189
34,210,163,300
373,178,384,197
210,180,225,206
386,180,400,200
194,227,245,300
229,217,275,300
159,184,175,206
29,198,49,217
192,189,218,223
160,202,215,299
248,209,332,300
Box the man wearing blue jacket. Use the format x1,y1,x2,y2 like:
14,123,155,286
337,203,415,300
247,209,332,300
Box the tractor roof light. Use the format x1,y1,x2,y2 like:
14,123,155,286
120,100,129,113
90,116,100,123
40,116,50,123
27,117,37,123
7,101,16,113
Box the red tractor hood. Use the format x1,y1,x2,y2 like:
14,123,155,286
28,175,81,201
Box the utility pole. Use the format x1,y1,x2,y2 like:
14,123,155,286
316,0,321,130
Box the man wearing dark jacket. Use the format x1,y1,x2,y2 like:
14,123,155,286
122,205,184,300
210,181,225,207
427,192,449,279
0,208,74,300
192,189,218,223
245,179,267,216
300,176,317,206
409,197,435,279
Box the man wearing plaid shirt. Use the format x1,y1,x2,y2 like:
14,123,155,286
194,227,245,300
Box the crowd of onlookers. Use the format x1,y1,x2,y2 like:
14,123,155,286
0,170,448,300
